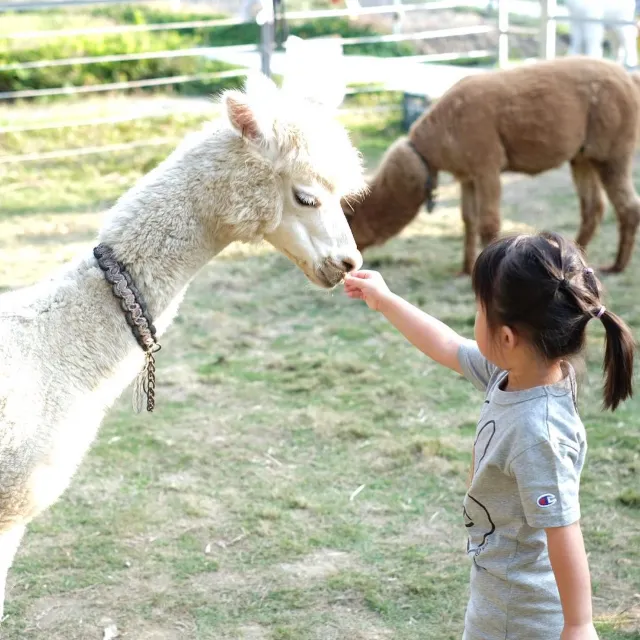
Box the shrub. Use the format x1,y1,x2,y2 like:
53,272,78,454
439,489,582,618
0,5,419,98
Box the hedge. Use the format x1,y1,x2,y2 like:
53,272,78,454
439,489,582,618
0,5,418,98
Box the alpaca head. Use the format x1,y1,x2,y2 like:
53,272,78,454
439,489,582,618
341,138,436,252
220,74,366,288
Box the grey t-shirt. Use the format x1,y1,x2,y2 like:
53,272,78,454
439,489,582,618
458,340,587,640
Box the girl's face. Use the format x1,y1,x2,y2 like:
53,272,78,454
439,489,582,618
474,304,492,360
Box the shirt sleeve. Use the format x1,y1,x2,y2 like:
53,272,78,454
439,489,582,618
509,440,582,529
457,339,498,392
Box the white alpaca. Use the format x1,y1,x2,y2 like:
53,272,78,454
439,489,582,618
0,74,365,618
566,0,638,68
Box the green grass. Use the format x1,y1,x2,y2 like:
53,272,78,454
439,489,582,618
0,99,639,639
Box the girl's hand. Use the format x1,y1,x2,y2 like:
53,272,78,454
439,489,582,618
560,623,599,640
344,270,392,311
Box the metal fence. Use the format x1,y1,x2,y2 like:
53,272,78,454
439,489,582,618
1,0,637,163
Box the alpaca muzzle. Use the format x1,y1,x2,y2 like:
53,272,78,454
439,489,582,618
316,254,361,288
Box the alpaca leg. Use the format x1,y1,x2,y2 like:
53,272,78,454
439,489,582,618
595,161,640,272
621,24,638,67
460,181,478,275
479,206,501,248
571,157,606,251
568,21,584,56
0,525,26,622
584,22,605,58
474,173,501,255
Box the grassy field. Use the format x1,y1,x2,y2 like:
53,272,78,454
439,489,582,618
0,99,639,640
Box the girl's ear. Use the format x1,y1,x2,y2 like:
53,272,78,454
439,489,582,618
502,325,518,351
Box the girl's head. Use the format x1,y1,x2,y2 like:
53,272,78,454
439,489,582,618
472,231,635,410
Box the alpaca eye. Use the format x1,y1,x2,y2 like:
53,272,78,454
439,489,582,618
294,190,319,208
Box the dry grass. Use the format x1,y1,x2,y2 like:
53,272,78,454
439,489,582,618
0,100,638,640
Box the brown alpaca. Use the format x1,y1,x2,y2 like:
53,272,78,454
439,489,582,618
345,56,640,274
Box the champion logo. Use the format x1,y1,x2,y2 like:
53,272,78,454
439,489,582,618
537,493,557,508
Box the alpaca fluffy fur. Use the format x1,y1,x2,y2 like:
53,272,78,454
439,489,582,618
0,74,365,618
346,56,640,274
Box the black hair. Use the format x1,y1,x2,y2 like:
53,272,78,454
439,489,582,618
471,231,635,411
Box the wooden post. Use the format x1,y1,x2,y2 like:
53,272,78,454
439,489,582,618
539,0,557,60
497,0,509,68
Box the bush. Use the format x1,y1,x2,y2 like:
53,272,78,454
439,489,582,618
93,5,417,56
0,5,419,98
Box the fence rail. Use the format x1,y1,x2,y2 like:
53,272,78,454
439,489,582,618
0,68,249,100
0,1,503,104
2,0,637,163
0,44,257,72
0,16,247,39
0,0,165,12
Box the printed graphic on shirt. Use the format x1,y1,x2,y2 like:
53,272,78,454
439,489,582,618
464,495,495,557
464,420,497,559
536,493,557,508
473,420,496,474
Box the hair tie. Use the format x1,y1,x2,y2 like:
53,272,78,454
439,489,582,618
595,306,606,319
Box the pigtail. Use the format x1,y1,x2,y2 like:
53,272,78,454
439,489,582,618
599,309,635,411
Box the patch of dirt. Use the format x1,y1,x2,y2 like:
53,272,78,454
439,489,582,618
130,626,191,640
27,596,88,631
189,568,255,594
393,514,467,567
279,549,354,580
309,605,395,640
236,625,270,639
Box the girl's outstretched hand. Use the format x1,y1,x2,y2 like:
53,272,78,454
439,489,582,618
344,270,392,311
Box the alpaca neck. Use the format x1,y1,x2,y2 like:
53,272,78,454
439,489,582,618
97,128,239,321
25,125,280,415
351,140,429,248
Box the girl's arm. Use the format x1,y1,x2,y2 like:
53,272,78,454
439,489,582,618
344,271,465,374
546,522,599,639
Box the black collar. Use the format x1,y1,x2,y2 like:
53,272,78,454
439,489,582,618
407,139,436,213
93,243,161,412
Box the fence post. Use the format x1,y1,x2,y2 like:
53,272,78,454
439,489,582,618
497,0,509,68
392,0,404,34
539,0,557,59
259,0,275,77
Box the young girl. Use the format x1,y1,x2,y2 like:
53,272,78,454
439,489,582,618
344,232,635,640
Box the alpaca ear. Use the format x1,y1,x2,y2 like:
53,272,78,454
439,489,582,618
222,89,275,148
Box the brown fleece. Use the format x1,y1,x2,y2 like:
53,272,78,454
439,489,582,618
346,57,640,274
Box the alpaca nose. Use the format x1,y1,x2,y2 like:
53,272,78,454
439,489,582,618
339,252,362,273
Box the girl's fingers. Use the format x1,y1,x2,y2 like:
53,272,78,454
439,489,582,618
349,270,376,280
344,280,367,292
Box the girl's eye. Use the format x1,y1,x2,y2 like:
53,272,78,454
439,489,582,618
294,191,319,208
